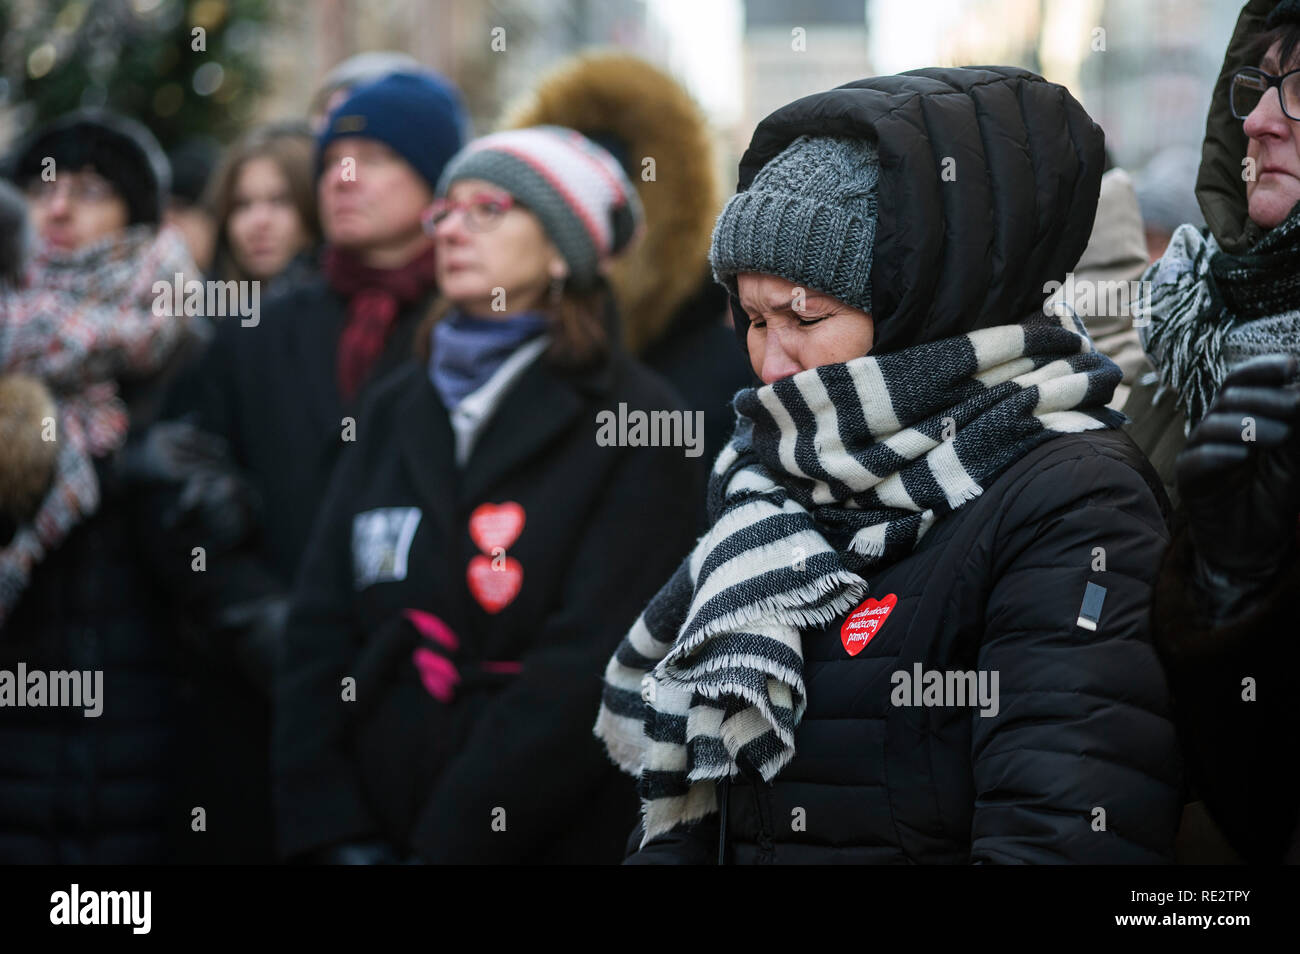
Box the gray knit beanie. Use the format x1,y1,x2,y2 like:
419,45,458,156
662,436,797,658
710,134,880,314
436,125,641,290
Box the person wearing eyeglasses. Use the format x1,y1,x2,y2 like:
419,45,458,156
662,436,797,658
272,126,704,864
131,71,470,863
0,109,212,863
1123,0,1300,864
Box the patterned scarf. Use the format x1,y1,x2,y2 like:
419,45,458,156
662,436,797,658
0,225,196,624
1139,200,1300,431
323,242,440,402
594,308,1124,843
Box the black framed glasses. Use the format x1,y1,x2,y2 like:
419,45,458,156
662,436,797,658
1230,66,1300,121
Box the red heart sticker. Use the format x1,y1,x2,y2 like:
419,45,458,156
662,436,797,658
841,593,897,657
467,553,523,614
468,502,526,554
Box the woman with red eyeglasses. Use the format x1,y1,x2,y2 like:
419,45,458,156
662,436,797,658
1125,0,1300,864
273,126,704,863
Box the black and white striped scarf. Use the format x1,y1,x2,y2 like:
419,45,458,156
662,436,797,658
594,309,1124,843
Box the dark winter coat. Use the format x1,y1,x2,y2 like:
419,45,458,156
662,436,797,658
1127,0,1299,863
1152,528,1300,864
629,430,1181,864
627,67,1183,864
145,271,432,863
0,363,200,864
186,273,433,605
273,346,704,863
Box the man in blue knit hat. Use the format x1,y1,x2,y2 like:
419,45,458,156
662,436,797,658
150,71,468,863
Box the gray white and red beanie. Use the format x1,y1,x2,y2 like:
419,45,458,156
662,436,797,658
436,125,642,289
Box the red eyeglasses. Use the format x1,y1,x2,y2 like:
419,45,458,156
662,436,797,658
422,193,517,234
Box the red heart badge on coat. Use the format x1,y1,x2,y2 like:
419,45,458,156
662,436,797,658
841,593,897,656
468,502,526,555
467,553,523,614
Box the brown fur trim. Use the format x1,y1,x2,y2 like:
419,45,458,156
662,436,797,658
0,374,58,523
498,51,721,354
1153,522,1300,664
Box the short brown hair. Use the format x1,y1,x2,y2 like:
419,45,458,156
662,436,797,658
205,122,320,282
413,278,613,372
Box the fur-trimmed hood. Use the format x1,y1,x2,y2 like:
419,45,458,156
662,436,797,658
499,51,721,354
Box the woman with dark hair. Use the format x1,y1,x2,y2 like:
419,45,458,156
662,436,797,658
273,126,703,864
595,68,1182,864
205,121,320,293
1131,0,1300,864
500,52,754,472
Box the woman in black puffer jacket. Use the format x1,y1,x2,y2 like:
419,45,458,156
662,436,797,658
595,67,1183,864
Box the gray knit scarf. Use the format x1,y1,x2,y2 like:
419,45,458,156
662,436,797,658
594,309,1124,844
1139,200,1300,431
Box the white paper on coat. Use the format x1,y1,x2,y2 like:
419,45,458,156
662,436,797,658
351,507,423,589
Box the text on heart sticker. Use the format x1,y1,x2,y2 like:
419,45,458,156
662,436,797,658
841,593,897,657
467,553,523,614
468,501,526,555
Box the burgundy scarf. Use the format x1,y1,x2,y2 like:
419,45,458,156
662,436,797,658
322,242,439,401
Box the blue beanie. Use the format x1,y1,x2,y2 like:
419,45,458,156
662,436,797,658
316,71,467,192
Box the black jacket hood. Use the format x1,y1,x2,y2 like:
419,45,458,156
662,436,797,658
1196,0,1289,253
728,66,1106,354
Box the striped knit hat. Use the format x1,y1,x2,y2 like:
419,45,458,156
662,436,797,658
436,125,642,289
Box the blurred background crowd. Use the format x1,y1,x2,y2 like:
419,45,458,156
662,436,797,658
0,0,1240,254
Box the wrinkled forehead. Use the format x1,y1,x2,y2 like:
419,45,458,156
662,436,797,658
737,272,840,309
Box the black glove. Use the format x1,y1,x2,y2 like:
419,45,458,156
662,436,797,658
119,420,260,548
214,595,290,696
304,839,402,865
1176,354,1300,623
120,419,229,483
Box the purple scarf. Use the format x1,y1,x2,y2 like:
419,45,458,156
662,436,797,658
428,309,549,409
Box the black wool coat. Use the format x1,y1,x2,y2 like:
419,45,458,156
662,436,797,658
273,348,705,863
629,431,1182,864
138,272,431,863
186,273,433,606
0,381,190,864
